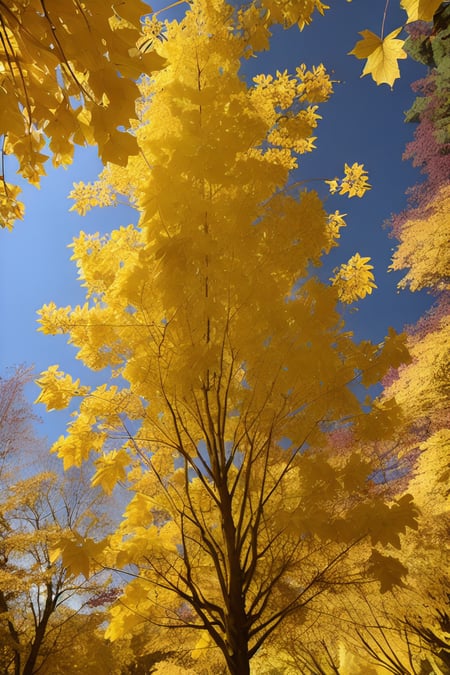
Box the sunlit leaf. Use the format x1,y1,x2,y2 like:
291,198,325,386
350,28,407,87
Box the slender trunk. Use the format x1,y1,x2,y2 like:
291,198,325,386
21,583,55,675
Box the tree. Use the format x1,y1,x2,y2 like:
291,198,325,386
0,368,116,675
36,1,420,673
0,466,117,675
0,0,165,229
0,365,42,478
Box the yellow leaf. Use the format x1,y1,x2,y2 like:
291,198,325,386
368,549,408,593
92,449,130,494
401,0,442,22
331,253,377,303
50,535,107,580
35,365,90,411
349,28,407,87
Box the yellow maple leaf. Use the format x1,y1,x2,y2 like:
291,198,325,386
50,535,107,580
401,0,442,22
349,28,407,88
92,450,130,495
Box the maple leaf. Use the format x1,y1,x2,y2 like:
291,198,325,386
401,0,442,22
350,28,408,88
367,549,408,593
50,534,108,580
92,449,130,494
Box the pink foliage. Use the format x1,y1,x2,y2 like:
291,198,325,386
404,116,450,194
86,587,121,608
406,294,449,340
405,20,432,39
389,75,450,238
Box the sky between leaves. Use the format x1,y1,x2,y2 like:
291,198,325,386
0,0,434,444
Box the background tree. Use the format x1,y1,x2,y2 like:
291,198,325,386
36,2,421,674
0,365,41,479
0,367,117,675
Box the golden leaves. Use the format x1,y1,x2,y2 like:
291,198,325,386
400,0,443,21
0,181,24,230
296,63,334,102
349,0,441,87
331,253,377,303
390,184,450,292
259,0,330,30
34,1,424,658
326,163,371,198
349,28,407,87
50,534,108,580
92,450,130,495
0,0,164,228
35,365,90,411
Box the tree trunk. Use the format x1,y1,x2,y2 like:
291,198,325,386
218,484,251,675
21,583,55,675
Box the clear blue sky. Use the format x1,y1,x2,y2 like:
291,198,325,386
0,1,432,444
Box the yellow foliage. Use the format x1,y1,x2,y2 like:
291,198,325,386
259,0,330,30
36,0,418,668
410,429,450,511
35,365,90,410
326,162,371,198
400,0,443,21
331,253,377,303
325,210,347,249
0,0,165,228
191,631,214,660
92,450,130,494
390,184,450,292
50,534,108,580
385,312,450,419
0,181,24,230
349,28,407,88
296,63,334,102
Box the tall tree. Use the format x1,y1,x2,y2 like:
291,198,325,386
36,1,419,673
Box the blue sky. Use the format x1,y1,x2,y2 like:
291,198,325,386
0,1,432,445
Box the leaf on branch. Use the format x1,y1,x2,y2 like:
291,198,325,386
368,549,409,593
331,253,377,303
35,365,90,411
349,28,407,87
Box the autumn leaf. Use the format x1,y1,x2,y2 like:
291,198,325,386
92,450,130,494
50,534,108,580
367,549,408,593
401,0,442,22
331,252,377,303
350,28,407,87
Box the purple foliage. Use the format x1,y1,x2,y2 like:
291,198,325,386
389,73,450,238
